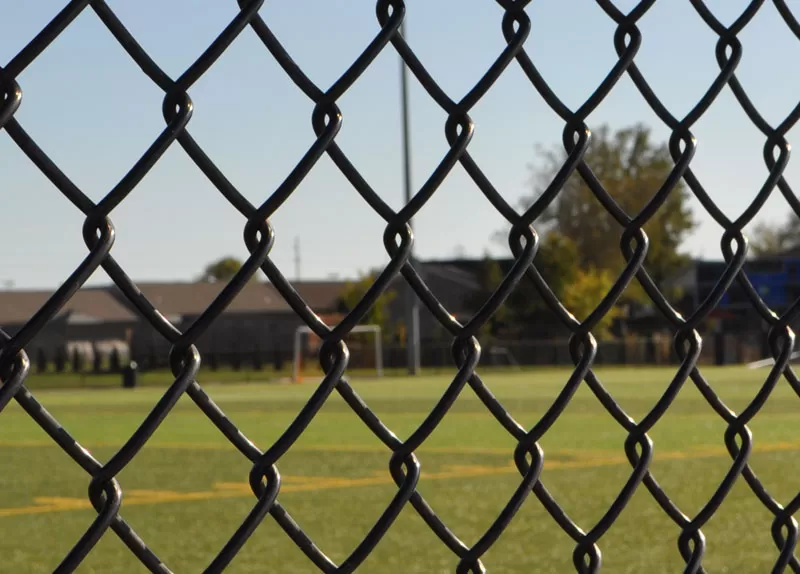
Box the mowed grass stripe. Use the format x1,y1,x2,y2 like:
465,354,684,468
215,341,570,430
4,438,800,457
3,439,800,518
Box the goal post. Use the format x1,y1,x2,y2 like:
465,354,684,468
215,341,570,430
746,350,800,369
292,324,383,383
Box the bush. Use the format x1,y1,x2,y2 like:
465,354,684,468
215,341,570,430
36,348,47,374
109,348,121,373
93,345,103,373
207,351,218,371
54,348,67,373
71,348,82,373
253,347,263,371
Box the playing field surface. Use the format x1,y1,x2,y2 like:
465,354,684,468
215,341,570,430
1,366,797,572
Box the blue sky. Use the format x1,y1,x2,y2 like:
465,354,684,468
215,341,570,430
1,1,798,289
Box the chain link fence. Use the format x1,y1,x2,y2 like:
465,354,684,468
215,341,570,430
2,1,800,572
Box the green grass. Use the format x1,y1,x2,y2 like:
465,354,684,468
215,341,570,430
16,366,288,390
1,366,799,572
19,364,470,390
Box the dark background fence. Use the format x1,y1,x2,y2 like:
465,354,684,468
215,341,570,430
2,1,800,573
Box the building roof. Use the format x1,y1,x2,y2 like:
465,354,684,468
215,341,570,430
116,281,285,316
0,287,137,325
294,281,350,311
119,281,344,315
116,280,347,318
0,280,349,326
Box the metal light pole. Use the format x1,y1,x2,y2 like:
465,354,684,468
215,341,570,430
400,20,421,375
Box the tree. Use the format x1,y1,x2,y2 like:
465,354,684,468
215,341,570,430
561,267,620,340
338,272,398,340
199,257,244,283
467,256,507,343
482,231,580,336
522,123,697,296
749,214,800,257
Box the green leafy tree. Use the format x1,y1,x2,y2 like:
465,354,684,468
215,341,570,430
338,272,398,341
561,266,620,340
200,257,244,283
495,231,580,336
524,123,697,298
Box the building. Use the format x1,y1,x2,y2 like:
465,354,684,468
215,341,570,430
0,288,138,364
0,259,499,370
0,280,348,368
384,259,486,343
10,253,783,371
672,256,800,326
665,255,800,363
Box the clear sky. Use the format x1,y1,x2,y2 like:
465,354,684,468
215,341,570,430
1,1,798,289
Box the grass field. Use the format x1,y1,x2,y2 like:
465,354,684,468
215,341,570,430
1,366,799,573
13,366,288,390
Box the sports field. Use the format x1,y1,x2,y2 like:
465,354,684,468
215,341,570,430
1,366,798,572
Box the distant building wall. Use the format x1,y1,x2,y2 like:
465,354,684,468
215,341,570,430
3,318,68,359
384,267,483,344
66,321,134,346
0,318,135,364
128,311,312,368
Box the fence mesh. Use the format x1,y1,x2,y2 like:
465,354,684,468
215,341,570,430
1,1,800,572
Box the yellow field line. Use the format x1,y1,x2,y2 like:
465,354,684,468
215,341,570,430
2,438,800,458
0,471,495,518
0,439,519,456
3,440,800,519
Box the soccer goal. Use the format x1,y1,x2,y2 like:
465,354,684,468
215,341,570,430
746,351,800,369
292,324,384,383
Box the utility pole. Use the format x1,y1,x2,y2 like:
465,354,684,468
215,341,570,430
400,20,421,375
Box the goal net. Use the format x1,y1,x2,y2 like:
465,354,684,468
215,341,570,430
292,324,383,382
